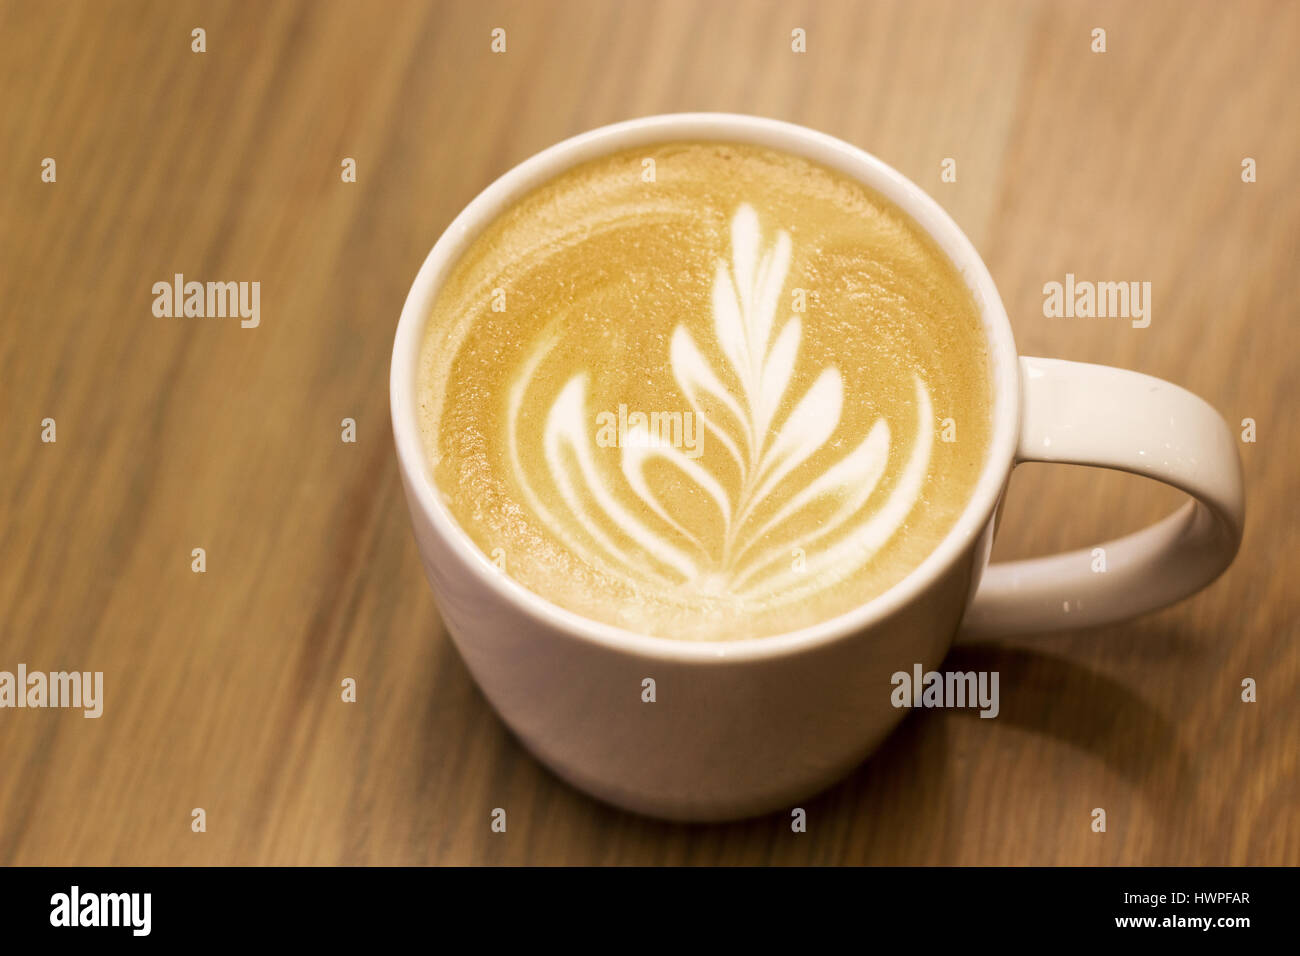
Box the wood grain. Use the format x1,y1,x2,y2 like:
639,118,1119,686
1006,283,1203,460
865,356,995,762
0,0,1296,865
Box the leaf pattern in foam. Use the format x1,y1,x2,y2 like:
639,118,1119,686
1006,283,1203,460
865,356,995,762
729,204,760,324
711,257,751,402
540,375,699,582
749,229,791,382
737,367,843,533
755,317,801,454
506,203,935,608
734,376,933,600
670,326,748,472
620,426,732,554
732,418,890,578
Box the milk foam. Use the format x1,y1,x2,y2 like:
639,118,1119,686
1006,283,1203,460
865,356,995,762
418,142,991,640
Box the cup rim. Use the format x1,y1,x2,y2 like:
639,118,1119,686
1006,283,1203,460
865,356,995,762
390,112,1020,663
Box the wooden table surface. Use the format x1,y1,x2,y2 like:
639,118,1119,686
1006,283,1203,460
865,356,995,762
1,0,1296,865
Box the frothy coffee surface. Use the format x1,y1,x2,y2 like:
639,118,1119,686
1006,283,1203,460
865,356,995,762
417,142,991,640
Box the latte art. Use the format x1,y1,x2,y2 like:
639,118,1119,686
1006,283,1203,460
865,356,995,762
418,143,992,640
507,205,933,608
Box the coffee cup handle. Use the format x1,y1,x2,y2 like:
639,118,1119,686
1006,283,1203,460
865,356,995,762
959,356,1245,638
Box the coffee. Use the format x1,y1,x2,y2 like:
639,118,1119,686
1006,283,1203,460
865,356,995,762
416,142,992,640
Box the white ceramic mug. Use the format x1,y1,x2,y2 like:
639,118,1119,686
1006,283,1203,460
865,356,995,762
390,114,1244,821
